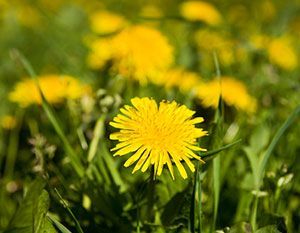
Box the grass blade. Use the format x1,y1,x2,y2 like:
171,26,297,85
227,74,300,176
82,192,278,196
11,49,84,177
251,105,300,230
48,215,73,233
258,105,300,182
200,139,242,161
87,114,106,162
54,188,84,233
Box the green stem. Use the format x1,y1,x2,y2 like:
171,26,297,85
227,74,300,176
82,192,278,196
251,194,259,231
4,110,23,179
197,165,202,233
87,114,106,162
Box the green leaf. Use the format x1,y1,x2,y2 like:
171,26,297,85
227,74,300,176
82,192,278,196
5,178,46,232
33,190,50,233
200,139,242,161
161,189,187,228
33,190,57,233
47,216,73,233
255,225,281,233
4,178,57,233
249,126,270,155
258,105,300,183
228,222,252,233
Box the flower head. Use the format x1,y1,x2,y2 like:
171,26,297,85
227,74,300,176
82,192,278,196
9,75,91,107
110,25,174,84
267,36,297,70
180,1,221,26
90,10,127,35
110,97,207,179
196,77,257,113
1,115,17,130
86,38,113,70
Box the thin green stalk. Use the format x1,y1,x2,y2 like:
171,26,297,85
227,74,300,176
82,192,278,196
197,165,202,233
213,156,220,230
54,188,84,233
11,50,84,177
87,114,106,162
251,195,259,231
211,51,223,232
4,110,23,178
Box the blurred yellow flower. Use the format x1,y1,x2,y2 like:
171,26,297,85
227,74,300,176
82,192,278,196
110,25,174,84
180,1,221,26
158,68,201,93
110,97,207,179
196,77,257,113
195,29,235,66
9,75,91,107
1,115,17,130
86,38,113,70
16,5,41,27
267,37,298,70
90,10,127,34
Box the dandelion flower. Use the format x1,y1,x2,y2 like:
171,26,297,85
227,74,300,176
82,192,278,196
158,68,202,93
110,97,207,179
86,38,113,70
90,10,127,34
1,115,17,130
267,36,297,70
110,25,174,84
196,77,257,113
9,75,91,107
180,1,221,26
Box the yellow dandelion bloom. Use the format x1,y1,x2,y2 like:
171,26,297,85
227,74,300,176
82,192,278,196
180,1,221,26
110,97,207,179
1,115,17,130
86,38,113,70
195,29,235,66
267,37,298,70
90,10,127,35
158,68,202,93
9,75,91,107
196,77,257,113
110,25,174,84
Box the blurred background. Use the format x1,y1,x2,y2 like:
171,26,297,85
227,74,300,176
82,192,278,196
0,0,300,232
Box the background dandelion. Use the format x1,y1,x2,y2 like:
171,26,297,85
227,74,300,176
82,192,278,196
0,0,300,233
